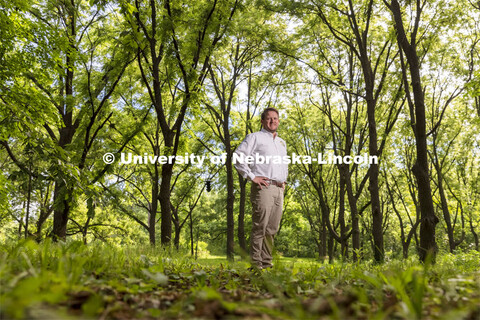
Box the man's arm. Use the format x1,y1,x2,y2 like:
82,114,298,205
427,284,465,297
234,134,270,188
233,134,256,181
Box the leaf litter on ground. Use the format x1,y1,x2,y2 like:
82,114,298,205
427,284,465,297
1,240,479,319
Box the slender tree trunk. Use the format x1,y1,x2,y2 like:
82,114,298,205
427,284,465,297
190,211,194,256
411,89,438,261
366,92,383,262
328,234,334,263
52,0,76,241
338,166,348,258
317,203,324,259
320,211,327,261
19,201,25,237
173,224,181,249
432,138,457,252
387,178,409,259
150,164,159,246
346,176,360,261
35,182,53,241
225,148,235,261
437,171,455,252
82,216,91,244
35,209,48,242
25,165,32,239
354,18,383,261
316,178,344,261
53,180,71,241
469,215,479,251
171,200,182,250
237,174,247,252
389,0,438,262
342,91,360,260
159,162,173,245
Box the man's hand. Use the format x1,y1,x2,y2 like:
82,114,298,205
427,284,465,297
252,176,269,189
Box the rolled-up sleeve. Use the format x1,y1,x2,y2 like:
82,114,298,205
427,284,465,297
233,134,256,181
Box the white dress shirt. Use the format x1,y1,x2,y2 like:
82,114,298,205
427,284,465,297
233,128,288,183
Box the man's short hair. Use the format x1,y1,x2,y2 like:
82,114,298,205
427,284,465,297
261,107,279,120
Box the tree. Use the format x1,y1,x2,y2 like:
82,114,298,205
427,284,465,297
308,0,404,262
1,0,133,240
123,0,239,246
384,0,440,261
385,0,475,261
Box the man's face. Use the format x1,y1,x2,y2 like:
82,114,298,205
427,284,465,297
261,111,279,133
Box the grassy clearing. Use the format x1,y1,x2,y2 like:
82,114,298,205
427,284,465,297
1,239,479,319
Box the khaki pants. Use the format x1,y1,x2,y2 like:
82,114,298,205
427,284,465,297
250,183,284,267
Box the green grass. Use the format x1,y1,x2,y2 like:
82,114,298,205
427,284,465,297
1,239,479,319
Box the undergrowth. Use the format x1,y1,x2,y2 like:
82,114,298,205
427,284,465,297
0,239,479,319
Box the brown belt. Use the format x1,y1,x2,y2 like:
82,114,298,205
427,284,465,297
266,179,284,187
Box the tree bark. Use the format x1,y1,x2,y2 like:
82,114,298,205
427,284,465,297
366,92,383,262
435,164,455,252
347,0,384,262
225,150,236,261
237,174,247,252
345,175,360,260
328,230,334,263
338,165,348,258
159,162,173,245
149,164,159,246
223,102,236,260
52,179,71,241
320,203,327,261
25,163,32,239
388,0,439,262
469,215,479,251
52,0,76,241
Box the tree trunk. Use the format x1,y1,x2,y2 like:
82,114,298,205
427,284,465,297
52,179,71,241
190,210,194,256
149,164,159,246
387,178,409,259
158,130,176,247
367,100,383,262
316,176,344,261
225,149,235,261
18,201,25,237
389,0,438,262
346,175,360,261
25,166,32,239
52,0,76,240
352,16,383,261
437,170,455,252
237,173,247,252
328,232,334,263
82,216,91,245
159,162,173,246
320,212,327,261
338,165,348,258
35,208,51,242
173,222,181,250
469,215,479,251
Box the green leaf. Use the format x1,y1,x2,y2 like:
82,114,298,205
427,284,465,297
82,294,104,316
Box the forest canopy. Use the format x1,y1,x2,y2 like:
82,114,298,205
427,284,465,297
1,0,479,263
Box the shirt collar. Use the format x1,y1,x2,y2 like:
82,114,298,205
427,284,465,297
261,127,277,139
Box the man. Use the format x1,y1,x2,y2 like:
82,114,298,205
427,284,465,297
234,107,288,269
